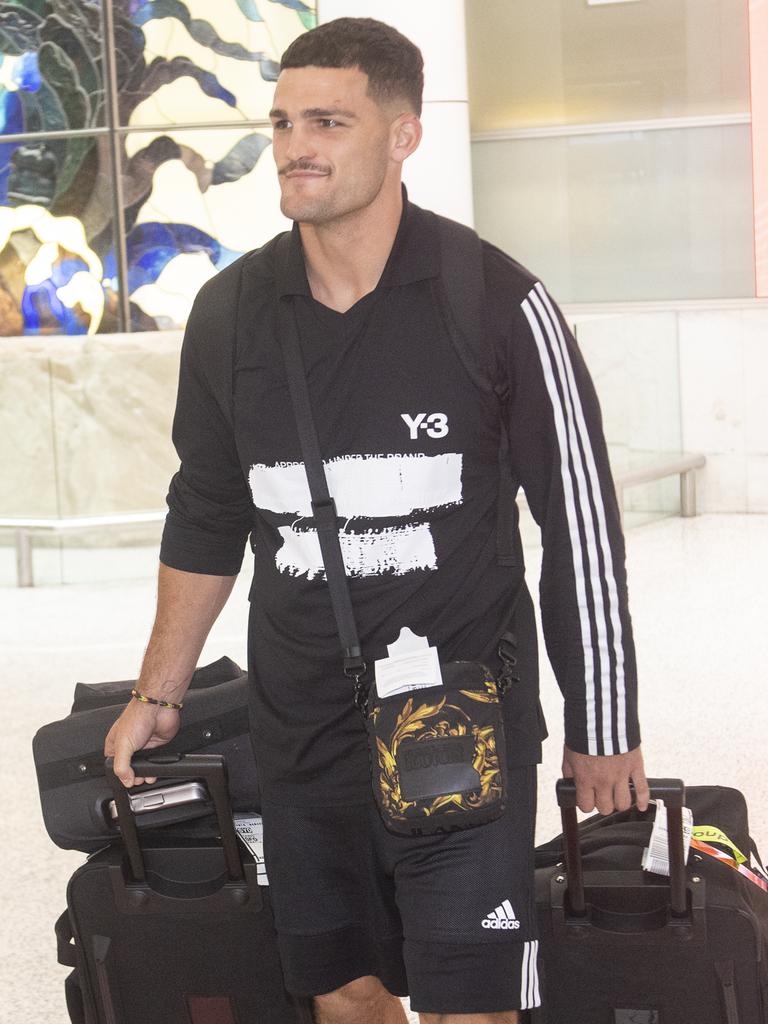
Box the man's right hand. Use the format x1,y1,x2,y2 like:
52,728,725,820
104,701,181,787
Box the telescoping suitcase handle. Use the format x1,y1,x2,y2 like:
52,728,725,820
556,777,687,918
105,753,244,884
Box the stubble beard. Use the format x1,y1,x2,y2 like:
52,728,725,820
279,148,390,226
280,176,386,226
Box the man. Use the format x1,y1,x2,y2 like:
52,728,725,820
106,17,648,1024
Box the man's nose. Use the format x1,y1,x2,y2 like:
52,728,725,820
283,123,315,164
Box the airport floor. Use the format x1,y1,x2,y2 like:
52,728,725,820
2,512,767,1024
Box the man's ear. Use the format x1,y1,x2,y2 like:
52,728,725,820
390,114,422,164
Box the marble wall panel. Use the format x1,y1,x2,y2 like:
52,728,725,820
742,309,768,454
576,311,681,457
574,314,630,449
699,452,748,513
1,331,182,520
623,313,681,454
0,341,58,517
47,332,182,516
747,454,768,513
3,304,767,531
575,311,682,515
678,310,746,456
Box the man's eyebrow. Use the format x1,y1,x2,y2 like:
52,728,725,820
268,106,358,120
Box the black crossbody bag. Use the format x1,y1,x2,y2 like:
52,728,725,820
277,297,518,837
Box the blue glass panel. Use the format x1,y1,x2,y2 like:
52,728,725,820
103,222,239,295
236,0,263,22
0,129,118,335
0,1,106,134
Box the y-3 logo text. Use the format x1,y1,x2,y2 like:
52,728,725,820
401,413,449,440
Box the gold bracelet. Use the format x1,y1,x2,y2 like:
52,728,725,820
130,688,183,711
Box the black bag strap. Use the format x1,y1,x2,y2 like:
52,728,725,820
55,909,77,968
749,837,768,879
430,214,517,566
276,296,367,703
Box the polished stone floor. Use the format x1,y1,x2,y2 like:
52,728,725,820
2,513,766,1023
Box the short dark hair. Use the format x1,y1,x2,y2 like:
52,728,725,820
280,17,424,117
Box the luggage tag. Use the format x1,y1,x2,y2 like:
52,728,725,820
374,628,443,699
233,814,269,885
642,798,693,876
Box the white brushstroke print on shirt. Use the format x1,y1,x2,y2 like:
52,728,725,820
275,523,438,579
249,453,463,579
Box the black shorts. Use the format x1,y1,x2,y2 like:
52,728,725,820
261,766,540,1016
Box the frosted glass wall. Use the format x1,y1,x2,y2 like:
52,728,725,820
472,124,755,304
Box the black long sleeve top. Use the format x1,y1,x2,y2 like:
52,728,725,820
160,197,640,806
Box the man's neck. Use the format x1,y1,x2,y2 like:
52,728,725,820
298,187,403,313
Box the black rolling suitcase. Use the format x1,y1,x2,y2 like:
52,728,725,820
56,754,312,1024
533,778,768,1023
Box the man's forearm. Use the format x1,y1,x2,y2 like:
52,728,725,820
137,563,238,703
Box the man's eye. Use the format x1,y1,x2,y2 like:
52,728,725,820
272,120,291,130
319,118,339,128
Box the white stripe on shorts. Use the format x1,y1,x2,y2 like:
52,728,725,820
520,939,541,1009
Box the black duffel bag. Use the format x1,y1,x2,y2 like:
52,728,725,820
33,657,259,852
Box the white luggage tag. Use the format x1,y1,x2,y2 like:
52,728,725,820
642,798,693,876
374,627,443,699
233,814,269,885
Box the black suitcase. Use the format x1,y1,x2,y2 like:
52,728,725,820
56,753,312,1024
533,778,768,1023
33,657,259,852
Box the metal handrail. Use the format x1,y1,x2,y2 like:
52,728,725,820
0,511,166,588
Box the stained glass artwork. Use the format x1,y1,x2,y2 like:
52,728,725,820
128,0,301,128
0,1,106,136
0,132,117,335
0,0,315,334
123,125,288,328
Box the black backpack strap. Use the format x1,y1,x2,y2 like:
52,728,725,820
430,213,517,566
432,215,494,392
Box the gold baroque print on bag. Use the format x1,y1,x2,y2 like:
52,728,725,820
372,666,504,823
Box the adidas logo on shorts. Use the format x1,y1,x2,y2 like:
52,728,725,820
481,899,520,929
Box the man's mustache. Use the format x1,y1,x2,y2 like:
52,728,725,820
279,160,331,176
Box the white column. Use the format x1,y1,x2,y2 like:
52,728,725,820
316,0,473,226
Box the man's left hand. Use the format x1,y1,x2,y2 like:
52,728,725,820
562,744,649,815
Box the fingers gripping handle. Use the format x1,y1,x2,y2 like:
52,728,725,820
555,777,687,918
105,753,244,884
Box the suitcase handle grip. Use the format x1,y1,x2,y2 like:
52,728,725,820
556,777,685,809
105,753,244,885
555,777,688,919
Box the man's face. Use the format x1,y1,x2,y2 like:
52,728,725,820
270,66,398,225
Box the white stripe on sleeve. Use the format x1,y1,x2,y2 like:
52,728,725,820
521,294,599,755
534,283,628,752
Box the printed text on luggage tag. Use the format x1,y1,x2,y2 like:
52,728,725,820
233,814,269,884
374,628,443,699
641,799,693,876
